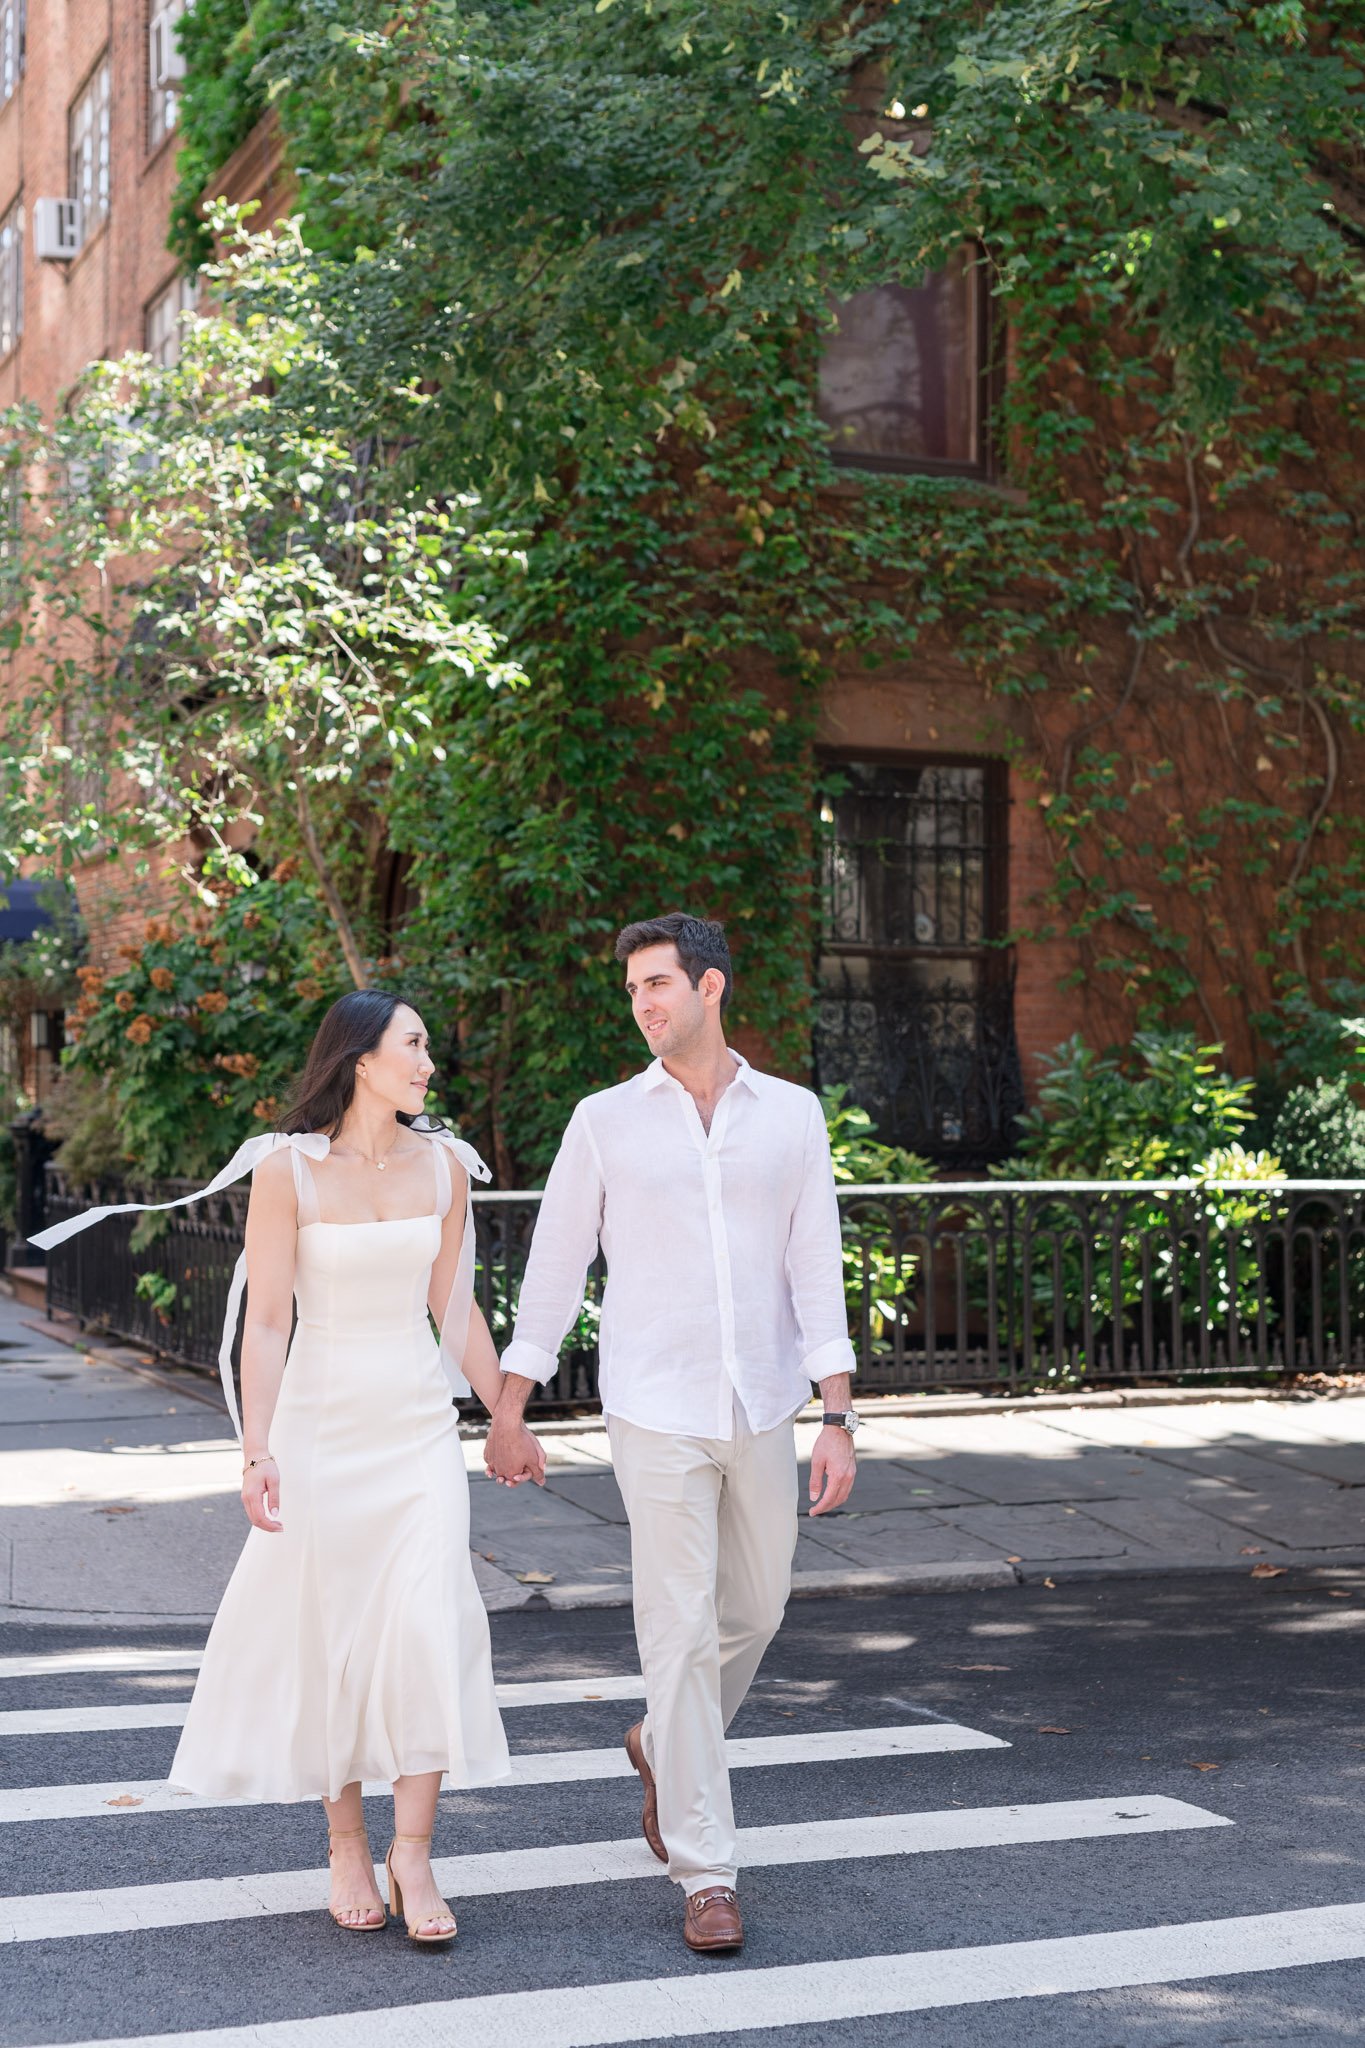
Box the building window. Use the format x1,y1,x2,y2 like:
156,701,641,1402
818,253,994,476
0,1,24,108
0,195,20,358
70,58,112,235
146,271,199,368
814,757,1023,1162
147,1,187,153
0,459,21,607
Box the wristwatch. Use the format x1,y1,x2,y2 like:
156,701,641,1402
822,1410,860,1437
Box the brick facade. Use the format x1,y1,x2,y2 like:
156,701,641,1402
4,32,1352,1147
0,2,192,1097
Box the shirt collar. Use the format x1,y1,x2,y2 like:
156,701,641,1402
641,1051,757,1095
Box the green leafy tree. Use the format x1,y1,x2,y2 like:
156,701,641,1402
160,0,1364,1173
0,213,516,999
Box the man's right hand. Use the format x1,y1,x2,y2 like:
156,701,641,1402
485,1412,546,1487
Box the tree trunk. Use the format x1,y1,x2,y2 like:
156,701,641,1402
293,773,369,990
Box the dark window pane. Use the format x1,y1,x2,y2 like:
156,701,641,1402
818,263,982,470
815,756,1020,1161
821,762,991,950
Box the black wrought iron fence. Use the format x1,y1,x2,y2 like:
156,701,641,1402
41,1166,1365,1408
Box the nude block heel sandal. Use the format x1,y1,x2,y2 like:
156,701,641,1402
385,1832,458,1944
326,1825,386,1932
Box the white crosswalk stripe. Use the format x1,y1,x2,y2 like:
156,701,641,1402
0,1647,205,1681
0,1721,1006,1824
13,1636,1357,2045
0,1795,1229,1944
50,1902,1365,2048
0,1673,648,1735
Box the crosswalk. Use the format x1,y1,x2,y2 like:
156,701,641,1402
4,1639,1365,2046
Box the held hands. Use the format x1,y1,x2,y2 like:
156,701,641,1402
484,1411,547,1488
241,1455,282,1532
808,1424,857,1517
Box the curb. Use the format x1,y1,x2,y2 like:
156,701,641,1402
484,1551,1365,1616
7,1285,1343,1431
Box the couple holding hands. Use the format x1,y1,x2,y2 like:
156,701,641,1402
39,912,859,1954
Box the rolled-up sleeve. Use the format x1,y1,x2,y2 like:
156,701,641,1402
501,1103,605,1384
786,1096,857,1384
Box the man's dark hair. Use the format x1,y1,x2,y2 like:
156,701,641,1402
614,911,732,1014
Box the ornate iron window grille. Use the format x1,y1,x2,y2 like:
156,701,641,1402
815,756,1024,1163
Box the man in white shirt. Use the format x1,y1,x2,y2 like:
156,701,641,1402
487,912,858,1954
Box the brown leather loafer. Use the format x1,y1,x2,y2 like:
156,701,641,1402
623,1722,667,1863
684,1885,744,1953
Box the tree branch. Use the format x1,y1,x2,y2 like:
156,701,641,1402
293,769,368,990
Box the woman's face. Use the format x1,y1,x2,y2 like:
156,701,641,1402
357,1003,435,1114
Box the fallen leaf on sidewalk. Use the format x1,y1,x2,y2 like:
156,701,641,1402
1251,1563,1287,1579
1239,1546,1263,1556
98,1505,138,1517
1327,1589,1351,1598
1188,1761,1221,1772
1037,1726,1071,1735
949,1664,1011,1671
481,1552,498,1562
515,1570,555,1585
1006,1554,1022,1563
1042,1576,1057,1588
104,1794,143,1807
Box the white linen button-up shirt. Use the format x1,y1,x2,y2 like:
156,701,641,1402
501,1053,856,1437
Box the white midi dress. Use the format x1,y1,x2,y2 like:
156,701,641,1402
167,1138,511,1803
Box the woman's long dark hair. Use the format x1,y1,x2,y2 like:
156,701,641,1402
279,989,436,1138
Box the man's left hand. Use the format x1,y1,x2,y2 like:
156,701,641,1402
808,1424,857,1516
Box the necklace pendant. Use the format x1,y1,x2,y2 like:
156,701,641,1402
375,1160,386,1171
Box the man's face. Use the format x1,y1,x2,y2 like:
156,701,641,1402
623,942,708,1059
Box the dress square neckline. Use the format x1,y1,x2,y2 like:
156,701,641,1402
296,1135,448,1232
298,1214,440,1231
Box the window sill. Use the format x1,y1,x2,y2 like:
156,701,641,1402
820,469,1028,510
141,127,180,178
64,215,110,276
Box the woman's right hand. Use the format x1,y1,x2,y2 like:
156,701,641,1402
241,1455,282,1532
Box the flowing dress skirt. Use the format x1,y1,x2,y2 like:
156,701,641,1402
171,1213,510,1802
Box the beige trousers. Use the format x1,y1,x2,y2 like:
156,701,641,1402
607,1398,799,1894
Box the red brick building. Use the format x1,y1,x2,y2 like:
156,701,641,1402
0,1,195,1102
3,16,1348,1179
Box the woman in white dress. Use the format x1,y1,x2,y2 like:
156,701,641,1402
37,989,545,1943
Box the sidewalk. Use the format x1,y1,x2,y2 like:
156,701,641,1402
2,1282,1363,1625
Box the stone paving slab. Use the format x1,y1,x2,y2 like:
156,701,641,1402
5,1280,1365,1620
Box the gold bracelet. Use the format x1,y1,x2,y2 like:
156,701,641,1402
244,1454,276,1470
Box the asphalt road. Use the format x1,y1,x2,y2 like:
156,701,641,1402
3,1572,1365,2048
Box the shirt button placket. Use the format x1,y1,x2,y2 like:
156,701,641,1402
704,1120,738,1438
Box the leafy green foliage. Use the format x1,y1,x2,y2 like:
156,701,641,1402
992,1032,1284,1379
823,1087,932,1187
164,0,1362,1167
1006,1031,1258,1181
25,0,1362,1181
60,877,347,1181
170,0,290,264
1272,1080,1365,1179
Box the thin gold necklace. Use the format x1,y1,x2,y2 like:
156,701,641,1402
344,1129,402,1171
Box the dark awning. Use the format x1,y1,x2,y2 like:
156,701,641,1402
0,878,77,946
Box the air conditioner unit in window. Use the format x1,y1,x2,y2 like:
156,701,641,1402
33,198,82,261
150,8,186,88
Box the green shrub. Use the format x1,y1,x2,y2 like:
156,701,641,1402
1272,1079,1365,1180
821,1087,931,1347
1007,1031,1257,1183
61,875,347,1183
987,1034,1282,1383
